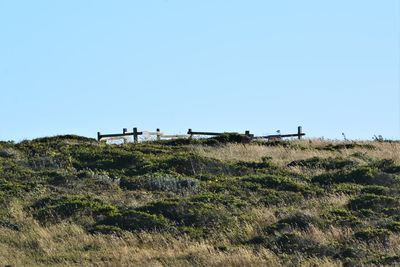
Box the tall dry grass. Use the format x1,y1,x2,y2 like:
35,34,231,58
193,140,400,166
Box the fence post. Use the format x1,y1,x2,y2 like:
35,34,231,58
122,128,128,144
97,132,101,141
298,126,302,140
156,128,161,141
133,127,138,143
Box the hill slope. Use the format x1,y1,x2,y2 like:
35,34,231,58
0,136,399,266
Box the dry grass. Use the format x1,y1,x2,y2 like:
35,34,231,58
1,138,398,266
0,217,282,267
193,140,400,166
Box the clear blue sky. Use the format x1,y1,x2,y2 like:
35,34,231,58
1,0,399,141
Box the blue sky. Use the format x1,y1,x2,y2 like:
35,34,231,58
0,0,399,141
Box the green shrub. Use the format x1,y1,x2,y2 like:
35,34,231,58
208,133,251,145
235,160,277,172
152,154,236,176
31,195,119,223
97,209,173,232
386,221,400,232
319,143,375,151
25,135,97,144
0,179,29,195
259,140,306,149
288,157,356,170
348,194,399,214
337,245,369,262
325,208,361,227
45,171,74,186
0,147,20,158
190,192,246,208
243,174,317,196
360,185,390,195
267,212,322,234
331,183,363,194
259,189,304,206
120,175,202,195
156,138,200,146
139,199,232,229
312,167,397,186
272,232,335,257
0,218,20,230
369,255,400,266
354,228,391,242
374,159,400,174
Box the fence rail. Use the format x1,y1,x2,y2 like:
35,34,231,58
97,126,305,143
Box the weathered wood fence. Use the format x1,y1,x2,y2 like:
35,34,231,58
97,126,305,143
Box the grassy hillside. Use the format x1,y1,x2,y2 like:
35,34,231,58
0,135,399,266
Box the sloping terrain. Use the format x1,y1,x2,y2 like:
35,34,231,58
0,135,399,266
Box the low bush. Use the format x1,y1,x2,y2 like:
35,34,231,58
374,159,400,174
288,157,356,170
190,192,246,208
97,209,174,232
312,167,397,186
258,140,307,150
45,170,75,186
25,135,97,144
360,185,390,195
386,221,400,232
331,183,363,194
153,154,238,176
31,195,119,223
70,146,151,173
120,175,202,195
354,228,391,242
319,143,375,151
243,174,318,196
0,147,20,158
259,189,304,206
267,212,322,233
139,199,232,230
272,232,335,257
325,208,361,227
348,193,399,214
369,255,400,266
208,133,251,145
0,179,29,197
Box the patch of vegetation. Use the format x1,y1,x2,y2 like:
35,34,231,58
31,195,119,223
386,221,400,232
154,154,236,176
243,174,320,196
331,183,363,194
374,159,400,174
96,209,174,232
267,212,322,233
138,197,236,233
324,208,361,227
312,166,398,186
208,133,252,145
319,142,375,151
120,175,202,195
0,136,399,266
258,189,304,206
354,228,391,242
272,232,335,257
288,157,356,170
348,193,399,215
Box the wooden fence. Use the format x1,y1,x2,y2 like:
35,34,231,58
97,126,305,143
